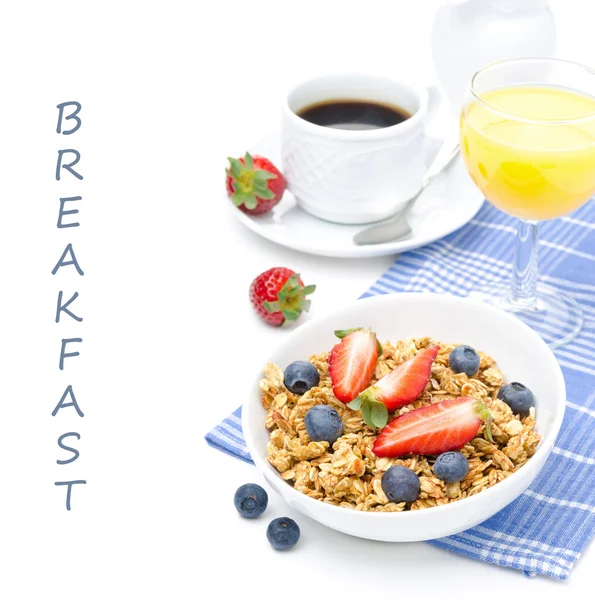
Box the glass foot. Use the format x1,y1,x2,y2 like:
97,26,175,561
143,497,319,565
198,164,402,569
468,283,583,349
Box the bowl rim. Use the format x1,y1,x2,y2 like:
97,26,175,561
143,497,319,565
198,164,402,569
243,292,566,520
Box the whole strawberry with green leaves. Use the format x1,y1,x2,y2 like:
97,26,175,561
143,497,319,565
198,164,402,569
226,152,286,215
250,267,315,326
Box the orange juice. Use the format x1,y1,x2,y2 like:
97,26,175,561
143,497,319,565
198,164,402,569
461,86,595,220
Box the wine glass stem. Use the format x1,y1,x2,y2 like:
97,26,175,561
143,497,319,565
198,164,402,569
509,219,539,308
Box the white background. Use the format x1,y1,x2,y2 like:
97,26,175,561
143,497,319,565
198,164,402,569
0,0,592,598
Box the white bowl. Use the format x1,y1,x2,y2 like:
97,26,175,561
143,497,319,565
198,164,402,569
242,293,565,542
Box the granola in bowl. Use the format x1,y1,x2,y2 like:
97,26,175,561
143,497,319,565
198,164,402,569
260,335,540,512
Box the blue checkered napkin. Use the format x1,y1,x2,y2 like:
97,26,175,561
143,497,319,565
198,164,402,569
205,200,595,579
206,405,253,464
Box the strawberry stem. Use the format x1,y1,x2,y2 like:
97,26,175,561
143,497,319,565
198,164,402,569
262,273,316,325
376,337,383,355
350,388,388,430
485,412,494,443
475,399,494,443
227,152,278,209
347,397,362,410
263,301,281,313
334,328,359,339
244,151,253,170
370,400,388,429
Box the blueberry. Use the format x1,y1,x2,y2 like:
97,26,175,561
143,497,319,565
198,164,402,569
283,361,320,395
381,465,420,503
266,517,300,550
304,404,344,445
449,345,480,377
498,382,535,417
234,483,268,519
433,451,469,483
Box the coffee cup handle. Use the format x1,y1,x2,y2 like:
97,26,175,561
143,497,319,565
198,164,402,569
425,85,442,122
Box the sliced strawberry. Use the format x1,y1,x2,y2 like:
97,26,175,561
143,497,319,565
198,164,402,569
374,345,440,410
371,345,439,408
348,345,439,429
373,396,493,458
328,328,379,403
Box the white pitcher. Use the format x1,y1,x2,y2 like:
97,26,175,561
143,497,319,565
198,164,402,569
431,0,557,115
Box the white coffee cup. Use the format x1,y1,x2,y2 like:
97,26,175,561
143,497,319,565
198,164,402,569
281,74,440,225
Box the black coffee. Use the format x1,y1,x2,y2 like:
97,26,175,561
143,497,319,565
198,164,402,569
297,99,411,131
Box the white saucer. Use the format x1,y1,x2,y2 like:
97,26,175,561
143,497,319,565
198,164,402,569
228,133,484,258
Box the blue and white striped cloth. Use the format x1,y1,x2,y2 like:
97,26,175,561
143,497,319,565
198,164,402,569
206,200,595,579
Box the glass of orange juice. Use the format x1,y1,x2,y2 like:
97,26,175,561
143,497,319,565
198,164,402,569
460,58,595,348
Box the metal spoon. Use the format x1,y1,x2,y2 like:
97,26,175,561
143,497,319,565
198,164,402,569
353,140,460,246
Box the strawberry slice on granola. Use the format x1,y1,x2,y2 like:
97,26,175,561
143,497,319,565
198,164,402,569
348,344,440,428
328,328,380,403
373,396,493,458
